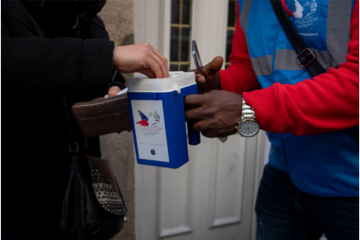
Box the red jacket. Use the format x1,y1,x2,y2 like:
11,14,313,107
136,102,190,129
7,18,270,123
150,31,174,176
220,1,359,135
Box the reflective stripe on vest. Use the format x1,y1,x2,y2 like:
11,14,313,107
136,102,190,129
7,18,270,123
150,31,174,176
238,0,353,77
236,0,358,197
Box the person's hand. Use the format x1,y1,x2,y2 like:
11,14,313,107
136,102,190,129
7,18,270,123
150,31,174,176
195,56,223,93
113,43,169,78
107,86,121,98
107,86,132,133
185,90,243,138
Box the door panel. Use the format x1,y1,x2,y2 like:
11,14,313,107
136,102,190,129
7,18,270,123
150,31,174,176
159,163,193,238
209,137,246,229
134,1,267,239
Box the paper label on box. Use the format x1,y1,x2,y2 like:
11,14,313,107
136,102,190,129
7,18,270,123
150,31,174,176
131,100,169,162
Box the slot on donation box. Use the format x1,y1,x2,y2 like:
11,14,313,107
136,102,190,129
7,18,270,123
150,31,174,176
127,72,200,168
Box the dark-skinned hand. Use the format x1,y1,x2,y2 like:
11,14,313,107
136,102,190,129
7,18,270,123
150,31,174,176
185,90,243,138
195,56,223,94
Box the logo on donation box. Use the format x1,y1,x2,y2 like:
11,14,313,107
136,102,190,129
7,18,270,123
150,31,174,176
136,110,159,127
131,100,169,162
293,0,319,36
136,110,163,136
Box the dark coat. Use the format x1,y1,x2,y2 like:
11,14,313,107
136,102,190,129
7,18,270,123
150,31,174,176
1,0,124,237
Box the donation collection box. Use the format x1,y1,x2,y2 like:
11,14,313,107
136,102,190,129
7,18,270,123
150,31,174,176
127,72,200,169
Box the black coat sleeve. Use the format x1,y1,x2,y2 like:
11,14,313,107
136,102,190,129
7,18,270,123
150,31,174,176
2,28,114,99
81,15,127,89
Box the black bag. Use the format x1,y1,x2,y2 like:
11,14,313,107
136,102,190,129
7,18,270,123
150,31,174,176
60,98,127,240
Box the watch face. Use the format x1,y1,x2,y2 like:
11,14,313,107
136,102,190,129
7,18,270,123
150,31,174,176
238,120,259,137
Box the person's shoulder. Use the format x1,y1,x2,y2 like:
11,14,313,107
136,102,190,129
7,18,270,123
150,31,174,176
80,15,109,40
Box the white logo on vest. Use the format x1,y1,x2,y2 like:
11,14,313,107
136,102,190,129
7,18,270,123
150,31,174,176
293,0,319,34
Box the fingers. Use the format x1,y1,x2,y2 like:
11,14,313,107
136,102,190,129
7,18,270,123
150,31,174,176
108,86,121,98
153,50,169,77
192,120,211,132
150,52,167,78
201,129,234,138
195,73,206,84
145,56,162,78
113,43,168,78
185,108,202,121
195,56,222,76
145,43,168,78
191,56,222,93
185,100,215,122
136,68,156,78
209,56,223,73
193,121,236,138
185,90,242,138
184,94,207,107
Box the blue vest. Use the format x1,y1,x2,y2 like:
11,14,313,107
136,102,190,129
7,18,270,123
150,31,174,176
238,0,358,197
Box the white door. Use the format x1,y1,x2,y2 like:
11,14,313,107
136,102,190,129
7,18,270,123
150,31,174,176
134,1,267,239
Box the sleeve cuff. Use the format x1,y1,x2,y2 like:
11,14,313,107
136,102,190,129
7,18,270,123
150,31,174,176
219,69,235,92
80,39,114,99
243,85,283,133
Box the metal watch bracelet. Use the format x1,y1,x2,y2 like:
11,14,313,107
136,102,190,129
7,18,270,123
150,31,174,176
241,99,255,121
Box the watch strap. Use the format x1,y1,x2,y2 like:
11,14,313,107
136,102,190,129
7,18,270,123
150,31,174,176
241,98,256,121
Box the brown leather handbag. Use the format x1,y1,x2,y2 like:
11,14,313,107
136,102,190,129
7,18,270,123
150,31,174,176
71,94,132,138
61,97,128,240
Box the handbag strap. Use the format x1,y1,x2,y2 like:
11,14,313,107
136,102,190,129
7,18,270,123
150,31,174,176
270,0,358,143
270,0,326,77
61,97,79,154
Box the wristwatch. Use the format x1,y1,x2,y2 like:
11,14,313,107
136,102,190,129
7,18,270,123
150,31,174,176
235,98,260,137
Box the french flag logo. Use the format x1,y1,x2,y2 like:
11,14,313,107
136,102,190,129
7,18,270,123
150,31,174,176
136,110,160,127
136,110,149,127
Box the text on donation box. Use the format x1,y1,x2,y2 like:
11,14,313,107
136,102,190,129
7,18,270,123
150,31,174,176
131,100,169,162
